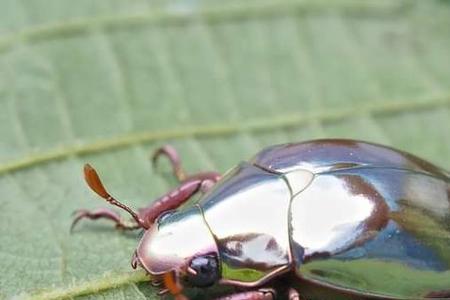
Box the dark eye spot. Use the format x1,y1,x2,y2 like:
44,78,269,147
187,255,220,287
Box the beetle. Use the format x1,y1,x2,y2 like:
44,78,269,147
72,139,450,300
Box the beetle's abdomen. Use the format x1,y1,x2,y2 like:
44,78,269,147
199,163,292,285
293,167,450,299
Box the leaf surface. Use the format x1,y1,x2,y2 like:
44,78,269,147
1,1,449,299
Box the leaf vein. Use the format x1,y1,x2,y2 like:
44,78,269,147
0,0,407,54
21,270,148,300
0,94,449,177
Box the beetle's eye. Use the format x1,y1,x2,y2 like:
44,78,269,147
187,255,220,287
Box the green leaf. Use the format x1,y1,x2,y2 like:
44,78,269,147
1,0,449,299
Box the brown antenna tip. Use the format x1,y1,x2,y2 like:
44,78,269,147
84,164,110,199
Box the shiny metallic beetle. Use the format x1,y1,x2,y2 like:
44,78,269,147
72,139,450,300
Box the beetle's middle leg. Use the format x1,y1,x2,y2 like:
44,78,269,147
152,145,221,187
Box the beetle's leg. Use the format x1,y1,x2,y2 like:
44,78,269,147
183,171,221,193
138,176,218,228
152,145,187,181
71,208,140,232
152,145,221,185
131,250,139,269
213,288,276,300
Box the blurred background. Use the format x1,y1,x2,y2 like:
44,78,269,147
0,0,449,299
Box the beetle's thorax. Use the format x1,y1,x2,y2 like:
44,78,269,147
136,206,218,276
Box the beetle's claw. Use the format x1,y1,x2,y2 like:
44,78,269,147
131,250,139,269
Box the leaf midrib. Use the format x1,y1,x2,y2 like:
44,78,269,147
2,93,449,175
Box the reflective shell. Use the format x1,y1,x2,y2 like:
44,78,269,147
137,206,218,275
199,162,293,286
199,139,450,298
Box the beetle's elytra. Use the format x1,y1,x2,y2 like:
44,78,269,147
72,139,450,300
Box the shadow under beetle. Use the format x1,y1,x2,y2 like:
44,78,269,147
72,139,450,300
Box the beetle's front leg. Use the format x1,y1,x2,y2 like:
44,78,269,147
213,289,275,300
71,208,140,232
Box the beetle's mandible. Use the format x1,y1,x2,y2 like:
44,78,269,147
72,139,450,300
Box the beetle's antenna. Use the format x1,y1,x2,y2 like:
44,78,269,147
83,164,148,229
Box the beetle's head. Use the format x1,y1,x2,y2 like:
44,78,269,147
135,206,221,289
78,164,220,298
